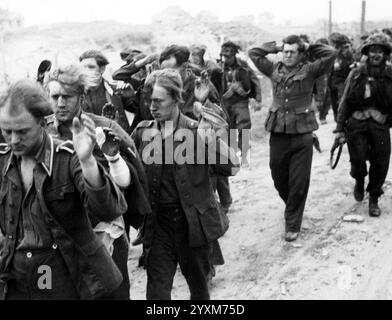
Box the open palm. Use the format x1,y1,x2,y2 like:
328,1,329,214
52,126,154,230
71,114,96,162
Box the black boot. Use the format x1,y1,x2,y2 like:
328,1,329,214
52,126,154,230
369,196,381,217
354,178,365,201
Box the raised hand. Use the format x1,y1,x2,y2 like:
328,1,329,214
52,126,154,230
144,53,160,66
147,61,160,74
110,80,135,97
71,114,97,163
260,41,281,54
102,103,117,120
96,127,121,157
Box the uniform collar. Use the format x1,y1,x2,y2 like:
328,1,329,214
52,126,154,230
35,132,55,176
4,131,54,177
146,112,183,141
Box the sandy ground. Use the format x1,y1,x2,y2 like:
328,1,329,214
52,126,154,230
128,108,392,300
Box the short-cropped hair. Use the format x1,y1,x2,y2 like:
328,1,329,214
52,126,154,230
145,69,184,104
79,49,109,67
282,35,306,52
0,79,52,121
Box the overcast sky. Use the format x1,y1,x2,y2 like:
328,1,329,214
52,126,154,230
0,0,391,26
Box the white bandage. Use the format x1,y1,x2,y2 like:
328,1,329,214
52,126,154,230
106,154,131,188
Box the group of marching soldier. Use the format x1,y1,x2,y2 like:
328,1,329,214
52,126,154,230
0,26,392,300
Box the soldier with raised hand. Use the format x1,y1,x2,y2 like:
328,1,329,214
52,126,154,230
215,41,254,165
334,33,392,217
43,64,152,299
132,68,239,300
189,44,219,77
249,35,336,241
0,80,127,299
112,51,159,132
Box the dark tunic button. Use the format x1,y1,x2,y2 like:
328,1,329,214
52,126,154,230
9,203,14,208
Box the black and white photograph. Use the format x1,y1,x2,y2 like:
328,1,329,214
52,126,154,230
0,0,392,304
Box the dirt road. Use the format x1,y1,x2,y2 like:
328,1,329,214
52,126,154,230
128,110,392,300
5,27,392,300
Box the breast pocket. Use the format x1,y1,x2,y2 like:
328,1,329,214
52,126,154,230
291,73,308,94
295,107,318,133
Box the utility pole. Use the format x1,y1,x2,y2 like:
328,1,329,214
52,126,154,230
0,25,8,86
360,0,366,35
328,0,333,36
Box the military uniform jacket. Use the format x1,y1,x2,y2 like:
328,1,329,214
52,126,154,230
249,44,337,134
0,133,128,299
131,113,239,248
336,64,392,132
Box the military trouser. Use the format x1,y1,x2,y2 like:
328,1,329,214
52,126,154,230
106,234,130,300
346,118,391,198
5,246,79,299
269,132,313,232
146,206,210,300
